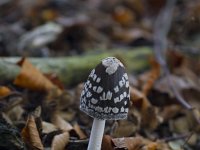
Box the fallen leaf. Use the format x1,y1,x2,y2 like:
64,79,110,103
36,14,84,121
14,58,62,95
21,115,44,150
112,137,142,149
144,0,166,15
102,135,113,150
73,123,87,139
113,28,151,44
0,86,11,97
0,93,23,112
126,0,145,16
130,87,161,130
0,114,25,150
44,73,65,90
160,105,182,122
111,120,139,137
51,114,73,132
51,132,70,150
41,9,58,21
130,86,151,110
112,6,135,26
145,142,158,150
7,105,24,122
140,58,160,96
42,121,58,134
168,140,184,150
154,74,198,98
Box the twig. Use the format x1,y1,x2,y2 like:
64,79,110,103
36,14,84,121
153,0,192,110
168,45,200,57
153,2,200,148
163,133,191,142
181,131,194,149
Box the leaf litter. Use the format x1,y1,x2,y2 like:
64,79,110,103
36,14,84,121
0,0,200,150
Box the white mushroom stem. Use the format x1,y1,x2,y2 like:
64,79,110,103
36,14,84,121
87,118,105,150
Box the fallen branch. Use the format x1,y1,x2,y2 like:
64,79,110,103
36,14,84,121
0,48,152,86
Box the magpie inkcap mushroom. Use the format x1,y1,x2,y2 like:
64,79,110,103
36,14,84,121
80,57,130,120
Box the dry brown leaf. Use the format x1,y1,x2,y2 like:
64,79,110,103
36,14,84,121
21,115,44,150
41,9,58,21
111,120,139,137
102,135,113,150
51,114,73,131
145,0,166,14
112,136,165,150
14,58,62,95
141,139,170,150
127,0,145,16
141,58,160,96
147,142,158,150
44,73,65,90
51,132,70,150
130,86,151,110
112,6,135,26
130,87,160,130
142,142,158,150
112,137,143,150
73,123,87,139
113,28,151,44
160,105,182,122
0,86,11,97
42,121,58,134
7,105,24,121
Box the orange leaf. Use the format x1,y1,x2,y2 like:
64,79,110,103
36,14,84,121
14,58,61,94
0,86,11,97
44,73,64,90
141,58,160,96
146,142,158,150
102,135,113,150
112,6,135,26
21,115,44,150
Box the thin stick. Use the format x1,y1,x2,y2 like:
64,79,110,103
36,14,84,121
153,0,192,109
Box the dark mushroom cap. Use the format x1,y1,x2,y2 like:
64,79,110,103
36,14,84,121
80,57,130,120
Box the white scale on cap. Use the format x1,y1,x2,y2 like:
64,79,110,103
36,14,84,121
102,57,124,75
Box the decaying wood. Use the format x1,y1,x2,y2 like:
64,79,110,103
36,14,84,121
0,48,152,86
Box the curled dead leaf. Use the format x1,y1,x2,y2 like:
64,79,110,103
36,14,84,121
51,132,70,150
21,115,44,150
14,58,61,95
51,114,73,132
42,121,58,134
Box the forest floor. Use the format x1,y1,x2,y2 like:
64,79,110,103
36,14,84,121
0,0,200,149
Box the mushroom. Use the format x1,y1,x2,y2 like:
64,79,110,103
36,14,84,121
80,57,130,150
